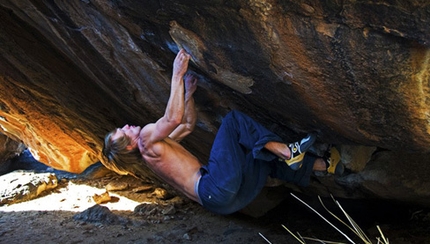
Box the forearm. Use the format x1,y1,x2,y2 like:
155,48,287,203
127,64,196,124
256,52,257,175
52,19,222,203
149,49,190,143
182,93,197,131
169,93,196,141
164,49,190,123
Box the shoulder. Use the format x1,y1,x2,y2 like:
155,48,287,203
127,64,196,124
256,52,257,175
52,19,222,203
138,123,168,158
139,123,155,142
139,123,166,150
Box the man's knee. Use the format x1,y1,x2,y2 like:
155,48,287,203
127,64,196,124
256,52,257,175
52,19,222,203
224,110,246,123
224,110,238,119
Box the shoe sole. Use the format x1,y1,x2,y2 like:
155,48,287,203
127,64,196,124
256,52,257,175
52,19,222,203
298,133,317,153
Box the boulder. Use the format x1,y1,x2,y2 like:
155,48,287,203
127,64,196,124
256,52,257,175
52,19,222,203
0,171,58,206
0,1,429,207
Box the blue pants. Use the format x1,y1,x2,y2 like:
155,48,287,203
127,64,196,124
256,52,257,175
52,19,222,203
197,110,315,215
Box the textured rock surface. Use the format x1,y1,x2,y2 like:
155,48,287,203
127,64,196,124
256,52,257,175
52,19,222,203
0,133,25,174
0,171,58,205
0,1,429,205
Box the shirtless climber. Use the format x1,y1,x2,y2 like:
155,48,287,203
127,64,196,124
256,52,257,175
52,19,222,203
102,49,341,215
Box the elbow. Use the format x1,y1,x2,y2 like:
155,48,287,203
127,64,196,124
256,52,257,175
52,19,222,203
172,115,183,126
179,127,193,139
185,123,195,134
171,118,183,126
179,123,195,139
166,114,183,127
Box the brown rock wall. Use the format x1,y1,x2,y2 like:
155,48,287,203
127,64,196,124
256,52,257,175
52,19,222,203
0,0,429,203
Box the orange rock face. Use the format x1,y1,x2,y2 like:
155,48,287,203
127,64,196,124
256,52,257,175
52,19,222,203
0,78,98,173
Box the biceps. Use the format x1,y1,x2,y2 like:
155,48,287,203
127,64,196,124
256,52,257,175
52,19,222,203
150,117,180,142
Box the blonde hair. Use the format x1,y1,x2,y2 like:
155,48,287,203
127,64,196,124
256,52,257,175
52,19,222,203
102,129,142,175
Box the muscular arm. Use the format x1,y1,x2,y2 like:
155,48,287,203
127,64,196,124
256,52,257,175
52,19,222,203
168,73,197,142
146,49,190,144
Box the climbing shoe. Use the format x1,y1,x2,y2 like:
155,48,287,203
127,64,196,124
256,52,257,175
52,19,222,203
284,133,317,170
323,146,345,176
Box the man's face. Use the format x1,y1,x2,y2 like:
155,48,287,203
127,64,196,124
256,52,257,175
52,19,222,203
112,124,141,150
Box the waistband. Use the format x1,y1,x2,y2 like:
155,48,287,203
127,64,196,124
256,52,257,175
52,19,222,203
194,169,203,205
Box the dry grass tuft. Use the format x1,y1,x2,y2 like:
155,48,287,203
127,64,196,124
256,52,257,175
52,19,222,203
260,193,389,244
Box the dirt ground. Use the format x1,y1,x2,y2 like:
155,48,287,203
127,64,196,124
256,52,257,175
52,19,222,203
1,171,430,244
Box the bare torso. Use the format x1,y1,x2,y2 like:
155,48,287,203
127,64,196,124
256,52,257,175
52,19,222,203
138,124,202,203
